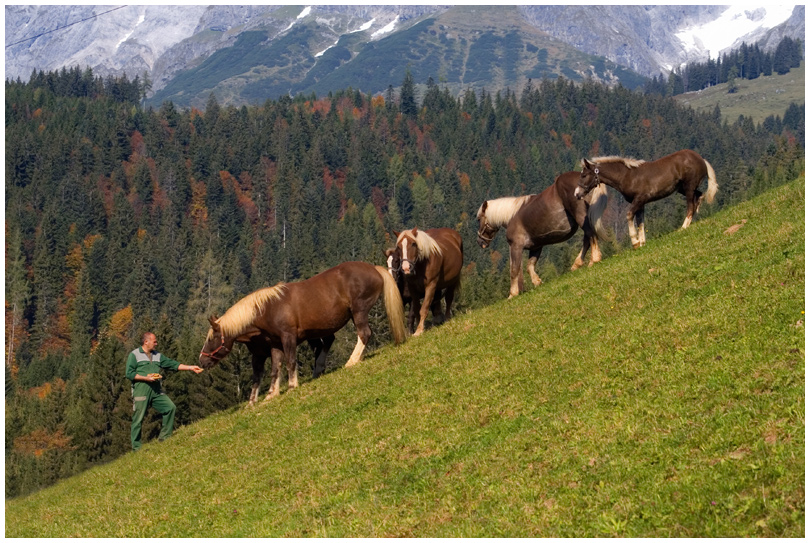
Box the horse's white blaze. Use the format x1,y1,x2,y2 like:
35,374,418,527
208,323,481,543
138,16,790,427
400,238,411,274
345,336,366,367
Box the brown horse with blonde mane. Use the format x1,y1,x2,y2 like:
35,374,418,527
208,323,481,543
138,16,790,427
198,261,407,406
393,227,463,337
575,149,718,248
476,171,608,298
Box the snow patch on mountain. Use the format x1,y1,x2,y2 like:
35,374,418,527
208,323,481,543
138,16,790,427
675,5,795,59
115,10,145,50
372,16,399,38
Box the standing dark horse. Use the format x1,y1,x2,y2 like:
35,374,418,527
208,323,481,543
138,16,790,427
385,246,443,333
198,261,407,406
476,171,608,298
575,149,718,248
394,227,463,336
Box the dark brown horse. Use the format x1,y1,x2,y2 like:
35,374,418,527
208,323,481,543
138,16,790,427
393,227,463,336
476,171,608,298
385,246,444,333
575,149,718,248
198,261,407,405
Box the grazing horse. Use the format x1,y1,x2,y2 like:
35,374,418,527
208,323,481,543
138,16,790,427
476,171,608,298
198,261,407,406
574,149,718,248
394,227,463,336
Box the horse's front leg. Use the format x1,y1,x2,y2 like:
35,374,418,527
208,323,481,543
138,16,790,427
408,296,420,334
636,208,646,245
589,233,602,266
508,243,524,298
283,334,299,391
527,248,544,284
265,346,284,399
248,352,266,407
626,203,643,249
414,282,438,336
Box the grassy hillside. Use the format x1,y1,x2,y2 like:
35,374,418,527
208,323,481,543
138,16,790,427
675,62,805,125
6,179,804,537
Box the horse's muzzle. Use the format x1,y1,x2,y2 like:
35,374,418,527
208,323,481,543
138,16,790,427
574,187,585,200
477,238,490,249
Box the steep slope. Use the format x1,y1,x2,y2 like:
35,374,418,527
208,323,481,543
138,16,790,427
6,178,804,537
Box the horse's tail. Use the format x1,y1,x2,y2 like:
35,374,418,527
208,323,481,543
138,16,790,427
586,182,609,240
704,160,718,204
374,265,407,344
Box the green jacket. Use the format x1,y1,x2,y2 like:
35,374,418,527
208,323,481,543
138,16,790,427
126,347,181,395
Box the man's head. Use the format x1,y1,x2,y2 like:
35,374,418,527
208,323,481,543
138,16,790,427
141,332,157,352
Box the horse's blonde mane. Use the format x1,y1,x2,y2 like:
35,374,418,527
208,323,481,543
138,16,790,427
397,229,443,261
209,284,286,339
477,195,533,227
591,155,646,169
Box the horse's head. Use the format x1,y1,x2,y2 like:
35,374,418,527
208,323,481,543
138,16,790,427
575,158,600,200
384,246,410,300
476,201,498,248
384,247,401,278
394,228,420,276
199,315,235,369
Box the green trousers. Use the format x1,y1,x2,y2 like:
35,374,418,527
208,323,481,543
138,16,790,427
131,388,176,451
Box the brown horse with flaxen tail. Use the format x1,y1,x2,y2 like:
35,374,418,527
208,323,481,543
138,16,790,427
394,227,463,337
198,261,406,406
575,149,718,248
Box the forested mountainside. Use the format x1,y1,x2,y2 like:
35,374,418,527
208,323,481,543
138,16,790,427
5,69,804,497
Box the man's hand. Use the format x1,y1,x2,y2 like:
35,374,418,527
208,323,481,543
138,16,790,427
179,364,204,374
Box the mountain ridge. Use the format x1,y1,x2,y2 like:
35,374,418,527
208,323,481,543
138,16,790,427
5,5,804,107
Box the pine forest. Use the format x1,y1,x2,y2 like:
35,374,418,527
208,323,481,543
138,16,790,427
5,66,805,497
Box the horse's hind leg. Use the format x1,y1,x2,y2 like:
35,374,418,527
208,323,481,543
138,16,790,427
528,248,543,284
309,335,334,378
346,310,373,366
430,292,444,324
442,285,457,322
682,189,702,228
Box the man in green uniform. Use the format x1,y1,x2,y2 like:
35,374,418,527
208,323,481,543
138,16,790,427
126,332,204,451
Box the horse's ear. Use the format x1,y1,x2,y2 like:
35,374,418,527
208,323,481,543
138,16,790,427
411,227,418,236
581,158,593,171
392,230,400,239
208,315,219,328
481,201,488,213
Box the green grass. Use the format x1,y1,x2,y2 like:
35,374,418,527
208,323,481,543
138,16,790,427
675,62,805,125
6,179,804,537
